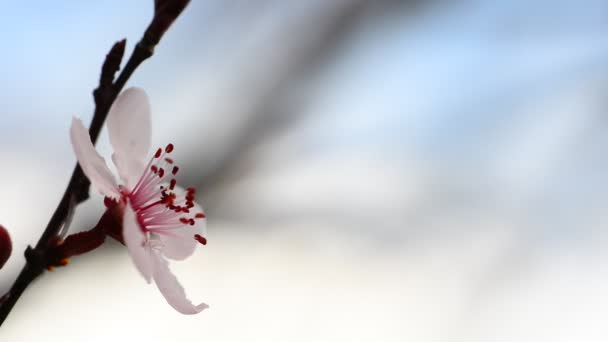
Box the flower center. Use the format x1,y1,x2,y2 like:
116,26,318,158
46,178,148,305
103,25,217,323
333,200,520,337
125,143,206,242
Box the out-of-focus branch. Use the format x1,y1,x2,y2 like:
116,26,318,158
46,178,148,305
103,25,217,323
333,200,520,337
0,0,191,326
196,0,424,211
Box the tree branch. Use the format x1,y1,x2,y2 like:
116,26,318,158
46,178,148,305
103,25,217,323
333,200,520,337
0,0,190,326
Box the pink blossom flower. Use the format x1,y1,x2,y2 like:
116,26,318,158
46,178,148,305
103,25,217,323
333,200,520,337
70,87,208,314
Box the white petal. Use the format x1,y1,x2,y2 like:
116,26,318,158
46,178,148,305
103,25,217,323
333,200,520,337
107,87,151,186
123,204,152,283
112,153,145,190
69,117,120,199
159,225,198,261
151,250,208,314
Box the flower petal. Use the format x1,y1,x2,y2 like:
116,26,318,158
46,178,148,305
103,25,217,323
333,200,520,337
107,87,151,187
159,225,198,261
123,204,152,283
112,153,145,190
151,250,209,314
70,117,120,199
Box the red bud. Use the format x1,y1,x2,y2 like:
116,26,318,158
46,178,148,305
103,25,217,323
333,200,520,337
0,225,12,269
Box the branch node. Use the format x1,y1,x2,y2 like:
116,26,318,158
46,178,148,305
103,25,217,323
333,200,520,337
24,246,46,275
94,39,127,106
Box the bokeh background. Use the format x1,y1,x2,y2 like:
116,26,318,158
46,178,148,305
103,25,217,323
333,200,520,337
2,0,608,341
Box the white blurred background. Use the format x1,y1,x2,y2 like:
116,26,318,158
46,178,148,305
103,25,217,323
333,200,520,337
2,0,608,341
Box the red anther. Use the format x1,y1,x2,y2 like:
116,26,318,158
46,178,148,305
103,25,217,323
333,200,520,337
0,225,12,269
194,234,207,245
169,179,177,190
165,143,174,153
151,165,158,173
154,148,162,158
164,157,174,164
186,203,194,209
195,213,206,219
189,219,195,226
158,168,165,178
187,187,196,194
179,217,189,224
175,207,182,213
172,166,179,175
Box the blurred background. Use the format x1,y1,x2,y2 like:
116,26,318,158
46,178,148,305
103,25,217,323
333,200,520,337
2,0,608,340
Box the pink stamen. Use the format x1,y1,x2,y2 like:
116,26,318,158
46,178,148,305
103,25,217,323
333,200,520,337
127,144,205,239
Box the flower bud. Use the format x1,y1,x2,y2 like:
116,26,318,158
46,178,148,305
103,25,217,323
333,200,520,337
0,225,12,269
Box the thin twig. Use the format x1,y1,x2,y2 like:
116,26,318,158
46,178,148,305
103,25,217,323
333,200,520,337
0,0,190,326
